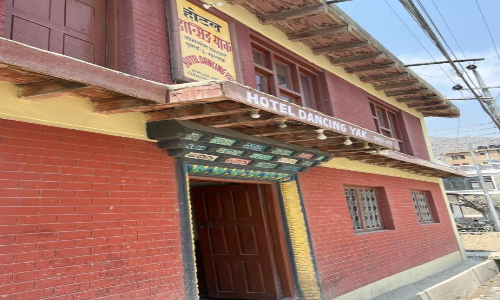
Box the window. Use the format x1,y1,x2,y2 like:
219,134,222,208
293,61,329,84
479,152,486,156
344,187,383,231
370,102,404,150
251,39,320,110
411,191,435,223
442,176,495,191
451,155,466,160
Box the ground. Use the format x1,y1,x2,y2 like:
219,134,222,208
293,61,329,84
460,233,500,300
461,233,500,252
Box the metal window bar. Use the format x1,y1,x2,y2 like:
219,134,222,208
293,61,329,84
411,191,434,223
344,188,383,230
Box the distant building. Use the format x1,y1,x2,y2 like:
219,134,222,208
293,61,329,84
444,164,500,220
443,144,500,166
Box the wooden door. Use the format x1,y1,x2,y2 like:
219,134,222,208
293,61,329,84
192,184,278,299
5,0,105,65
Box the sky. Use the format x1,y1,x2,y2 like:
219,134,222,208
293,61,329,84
336,0,500,139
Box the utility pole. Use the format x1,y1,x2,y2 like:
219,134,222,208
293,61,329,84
466,64,500,130
466,136,500,231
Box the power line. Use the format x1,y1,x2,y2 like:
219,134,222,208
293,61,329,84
383,0,458,86
432,126,498,137
429,0,467,60
474,0,500,60
413,0,482,93
399,0,500,129
428,121,493,132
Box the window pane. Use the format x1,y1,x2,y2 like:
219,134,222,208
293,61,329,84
253,50,265,66
276,63,291,89
255,74,269,93
344,189,362,230
411,191,433,223
278,95,293,103
387,113,398,139
376,109,388,128
360,189,381,228
300,74,315,108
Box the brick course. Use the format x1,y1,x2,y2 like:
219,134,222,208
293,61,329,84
0,119,185,300
298,167,458,298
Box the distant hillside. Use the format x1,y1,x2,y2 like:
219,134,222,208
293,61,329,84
429,136,500,161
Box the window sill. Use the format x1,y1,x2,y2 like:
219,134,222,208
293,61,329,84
354,228,395,235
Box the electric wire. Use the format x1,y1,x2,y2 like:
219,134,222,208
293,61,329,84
474,0,500,61
432,125,498,137
383,0,458,86
428,121,493,133
398,0,500,129
414,0,481,93
429,0,467,60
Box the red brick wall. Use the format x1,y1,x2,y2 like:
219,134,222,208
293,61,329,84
0,119,185,300
118,0,172,84
299,167,458,298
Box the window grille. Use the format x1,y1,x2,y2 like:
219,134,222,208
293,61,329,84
411,191,434,223
344,187,382,231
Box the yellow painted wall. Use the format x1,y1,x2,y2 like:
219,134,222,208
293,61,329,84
0,82,151,141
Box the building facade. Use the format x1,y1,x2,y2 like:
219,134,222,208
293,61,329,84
443,145,500,166
0,0,465,299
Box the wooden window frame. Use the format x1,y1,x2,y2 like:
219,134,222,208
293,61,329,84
369,101,405,152
344,186,385,232
251,37,322,111
411,190,439,224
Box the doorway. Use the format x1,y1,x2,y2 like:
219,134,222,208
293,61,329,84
190,179,295,300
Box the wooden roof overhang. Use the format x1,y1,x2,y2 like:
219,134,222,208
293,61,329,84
226,0,460,118
0,37,464,178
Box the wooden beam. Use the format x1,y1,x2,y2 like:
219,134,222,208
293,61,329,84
385,88,429,97
196,114,286,128
406,100,444,108
396,96,439,103
18,80,94,100
146,101,250,121
238,124,316,137
0,67,49,84
260,5,325,25
313,41,369,55
359,72,408,83
288,25,349,41
329,53,385,65
417,104,451,112
374,81,420,91
345,63,397,74
94,97,155,114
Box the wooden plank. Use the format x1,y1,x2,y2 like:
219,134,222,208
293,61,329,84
385,88,430,97
146,101,250,121
359,72,408,83
196,114,286,128
313,41,369,55
18,80,94,100
417,104,451,112
0,67,49,84
396,96,439,103
237,124,315,137
260,4,325,25
406,100,443,108
345,62,397,74
94,97,155,114
329,53,385,65
374,81,420,91
288,25,349,41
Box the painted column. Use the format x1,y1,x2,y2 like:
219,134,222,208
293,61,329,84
280,180,322,300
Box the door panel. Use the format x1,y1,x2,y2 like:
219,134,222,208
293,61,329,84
6,0,105,65
193,184,278,299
